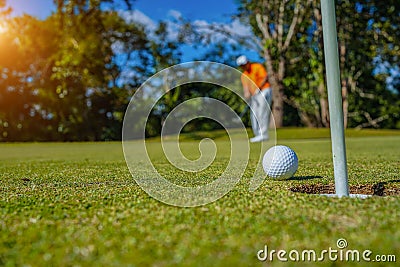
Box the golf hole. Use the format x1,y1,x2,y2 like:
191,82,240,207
290,182,400,197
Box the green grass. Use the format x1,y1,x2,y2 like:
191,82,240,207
0,129,399,266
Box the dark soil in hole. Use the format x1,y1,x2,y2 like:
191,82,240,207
290,182,400,196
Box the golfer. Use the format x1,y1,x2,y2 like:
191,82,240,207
237,55,272,142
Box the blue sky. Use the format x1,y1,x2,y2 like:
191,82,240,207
134,0,238,23
7,0,238,22
5,0,260,62
7,0,54,19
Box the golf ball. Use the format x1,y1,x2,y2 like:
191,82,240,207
262,145,298,179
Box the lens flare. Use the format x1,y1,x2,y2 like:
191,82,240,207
0,22,7,34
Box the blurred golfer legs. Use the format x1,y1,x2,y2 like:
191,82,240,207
250,88,272,143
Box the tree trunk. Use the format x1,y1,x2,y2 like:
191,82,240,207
339,40,348,128
283,95,315,127
254,1,311,128
313,4,329,128
318,82,330,127
342,83,348,128
272,83,284,128
263,49,284,128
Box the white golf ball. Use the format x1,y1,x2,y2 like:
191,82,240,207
263,145,298,180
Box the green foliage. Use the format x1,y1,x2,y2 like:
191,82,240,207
237,0,400,129
335,0,400,128
150,21,182,71
0,0,179,141
147,82,247,138
0,15,61,140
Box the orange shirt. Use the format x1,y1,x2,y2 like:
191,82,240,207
241,63,270,95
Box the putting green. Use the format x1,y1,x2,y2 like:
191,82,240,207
0,129,399,266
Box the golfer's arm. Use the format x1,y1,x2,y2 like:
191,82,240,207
259,76,269,89
243,86,251,99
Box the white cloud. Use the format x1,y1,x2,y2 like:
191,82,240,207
119,9,255,50
120,9,183,41
119,10,157,32
226,19,251,37
168,9,182,20
192,18,253,45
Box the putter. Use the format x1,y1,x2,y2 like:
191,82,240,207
232,103,250,123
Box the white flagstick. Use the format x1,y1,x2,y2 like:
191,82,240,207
321,0,349,197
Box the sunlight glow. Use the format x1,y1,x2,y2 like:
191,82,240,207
0,23,7,34
0,20,8,34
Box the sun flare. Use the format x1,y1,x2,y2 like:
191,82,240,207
0,22,7,33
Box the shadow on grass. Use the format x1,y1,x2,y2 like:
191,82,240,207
288,175,323,181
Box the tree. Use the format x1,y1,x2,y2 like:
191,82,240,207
0,14,62,140
50,1,139,140
237,0,313,127
336,0,400,128
280,0,329,128
237,0,399,129
0,0,153,141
